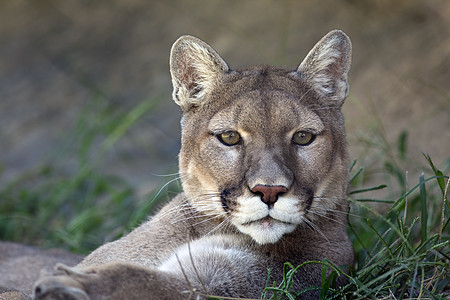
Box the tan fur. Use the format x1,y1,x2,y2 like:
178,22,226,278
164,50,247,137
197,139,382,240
1,30,353,299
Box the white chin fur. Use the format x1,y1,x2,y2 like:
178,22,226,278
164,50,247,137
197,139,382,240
236,220,297,244
232,196,302,244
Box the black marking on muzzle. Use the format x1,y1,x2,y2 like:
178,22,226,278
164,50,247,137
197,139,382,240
303,188,314,212
220,189,232,212
220,187,239,213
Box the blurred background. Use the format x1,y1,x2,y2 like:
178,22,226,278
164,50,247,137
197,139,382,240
0,0,449,251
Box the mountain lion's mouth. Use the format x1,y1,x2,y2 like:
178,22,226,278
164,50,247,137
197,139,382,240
235,213,299,244
242,216,290,227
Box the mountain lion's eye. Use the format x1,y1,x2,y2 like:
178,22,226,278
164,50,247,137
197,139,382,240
218,131,241,146
292,131,315,146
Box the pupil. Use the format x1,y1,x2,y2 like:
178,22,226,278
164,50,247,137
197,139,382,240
222,131,239,145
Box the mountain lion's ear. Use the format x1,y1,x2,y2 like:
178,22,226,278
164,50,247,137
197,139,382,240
297,30,352,105
170,35,229,112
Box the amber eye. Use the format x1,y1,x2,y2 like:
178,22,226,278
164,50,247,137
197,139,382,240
292,131,315,146
218,131,241,146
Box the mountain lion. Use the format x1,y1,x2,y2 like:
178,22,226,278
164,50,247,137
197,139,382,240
2,29,354,299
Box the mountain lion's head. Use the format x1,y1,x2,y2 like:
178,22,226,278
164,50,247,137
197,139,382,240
170,30,351,244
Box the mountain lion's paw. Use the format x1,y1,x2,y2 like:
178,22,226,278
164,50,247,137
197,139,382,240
33,264,90,300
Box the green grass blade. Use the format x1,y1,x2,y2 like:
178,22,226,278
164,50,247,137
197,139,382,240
350,184,387,195
390,176,445,212
398,131,408,160
100,96,163,152
424,154,447,198
419,173,428,243
355,198,394,203
350,167,364,184
349,159,358,173
319,271,337,300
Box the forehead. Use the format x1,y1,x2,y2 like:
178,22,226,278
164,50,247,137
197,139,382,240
208,90,324,133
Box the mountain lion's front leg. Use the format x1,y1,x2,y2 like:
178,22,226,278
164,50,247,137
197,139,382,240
33,262,197,300
33,237,263,300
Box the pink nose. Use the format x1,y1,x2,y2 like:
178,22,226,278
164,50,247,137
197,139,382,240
251,185,288,205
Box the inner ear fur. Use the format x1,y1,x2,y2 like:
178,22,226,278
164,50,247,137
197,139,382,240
170,35,229,112
297,30,352,105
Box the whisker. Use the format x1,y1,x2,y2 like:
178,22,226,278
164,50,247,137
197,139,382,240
298,87,314,103
303,217,329,243
191,213,228,227
205,216,232,237
150,175,185,203
155,191,226,224
313,196,347,200
151,171,183,177
152,202,192,221
306,211,348,227
171,211,227,225
311,207,362,219
154,191,222,221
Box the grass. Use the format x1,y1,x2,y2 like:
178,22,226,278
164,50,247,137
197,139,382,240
263,156,449,299
0,95,448,298
0,95,177,253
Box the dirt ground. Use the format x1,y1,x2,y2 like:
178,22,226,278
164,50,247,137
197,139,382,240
0,0,448,192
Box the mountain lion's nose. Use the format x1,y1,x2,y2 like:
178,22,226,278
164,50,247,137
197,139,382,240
251,185,288,206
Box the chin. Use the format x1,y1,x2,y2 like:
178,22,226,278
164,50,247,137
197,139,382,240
236,218,297,245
